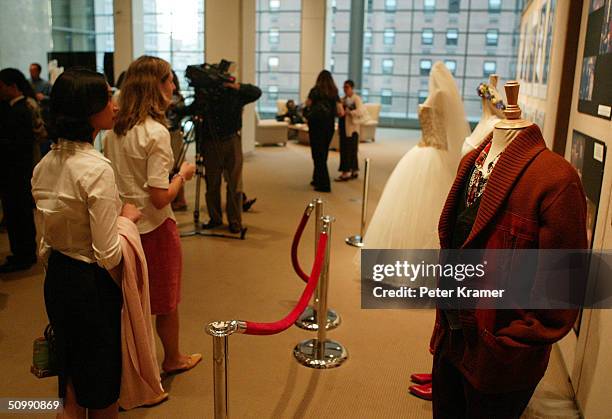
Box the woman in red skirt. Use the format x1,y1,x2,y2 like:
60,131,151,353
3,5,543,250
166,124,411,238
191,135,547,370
104,56,201,374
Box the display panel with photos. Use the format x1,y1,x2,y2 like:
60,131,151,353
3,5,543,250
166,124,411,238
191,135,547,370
578,0,612,120
516,0,557,99
569,130,607,335
570,131,607,248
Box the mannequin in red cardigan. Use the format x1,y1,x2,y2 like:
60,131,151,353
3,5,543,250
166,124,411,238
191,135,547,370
429,82,587,418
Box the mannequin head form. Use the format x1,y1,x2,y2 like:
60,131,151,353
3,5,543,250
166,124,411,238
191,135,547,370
425,62,470,160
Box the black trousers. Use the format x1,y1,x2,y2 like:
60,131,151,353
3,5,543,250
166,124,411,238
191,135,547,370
44,251,122,409
0,164,36,262
308,119,335,189
432,330,536,419
338,117,359,172
201,134,243,226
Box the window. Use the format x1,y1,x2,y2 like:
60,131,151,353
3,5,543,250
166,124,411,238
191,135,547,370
489,0,501,13
330,57,335,72
444,60,457,75
361,88,369,102
486,29,499,46
446,29,458,46
268,85,279,100
383,28,395,45
268,56,279,69
385,0,397,12
418,90,429,104
363,57,371,74
483,61,497,76
331,30,336,45
420,59,432,76
269,28,280,44
422,28,434,45
449,0,460,13
256,2,301,115
381,89,393,105
142,0,205,92
424,0,436,12
382,58,394,75
364,28,373,45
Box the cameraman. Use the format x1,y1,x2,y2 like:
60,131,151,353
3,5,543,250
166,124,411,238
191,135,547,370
198,78,261,234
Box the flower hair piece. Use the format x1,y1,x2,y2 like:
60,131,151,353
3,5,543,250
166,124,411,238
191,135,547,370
477,82,506,110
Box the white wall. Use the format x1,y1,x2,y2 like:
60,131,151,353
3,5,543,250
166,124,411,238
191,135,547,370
112,0,144,78
299,0,326,101
205,0,256,154
0,0,52,77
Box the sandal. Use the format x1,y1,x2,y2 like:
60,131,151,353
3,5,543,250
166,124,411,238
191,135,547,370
162,353,202,376
334,175,351,182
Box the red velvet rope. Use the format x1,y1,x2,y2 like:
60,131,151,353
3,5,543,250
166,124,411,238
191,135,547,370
244,232,328,335
291,210,311,283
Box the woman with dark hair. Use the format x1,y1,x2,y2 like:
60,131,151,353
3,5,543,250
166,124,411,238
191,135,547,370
0,68,44,272
305,70,344,192
31,68,141,418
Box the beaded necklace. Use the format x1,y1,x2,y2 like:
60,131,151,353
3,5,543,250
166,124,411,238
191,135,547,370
466,142,502,207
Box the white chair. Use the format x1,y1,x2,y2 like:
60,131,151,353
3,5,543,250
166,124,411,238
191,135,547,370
255,113,289,146
294,123,341,150
360,103,381,142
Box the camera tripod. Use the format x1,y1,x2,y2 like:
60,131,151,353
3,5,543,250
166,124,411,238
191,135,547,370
178,117,247,240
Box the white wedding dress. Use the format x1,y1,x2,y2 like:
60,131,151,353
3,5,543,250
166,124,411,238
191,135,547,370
362,62,470,253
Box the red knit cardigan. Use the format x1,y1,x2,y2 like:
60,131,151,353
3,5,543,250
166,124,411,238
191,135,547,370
430,124,588,393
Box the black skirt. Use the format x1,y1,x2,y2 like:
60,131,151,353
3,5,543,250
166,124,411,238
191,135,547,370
44,251,122,409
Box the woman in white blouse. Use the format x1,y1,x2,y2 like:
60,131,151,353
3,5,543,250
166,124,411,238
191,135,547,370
32,69,141,418
103,56,200,375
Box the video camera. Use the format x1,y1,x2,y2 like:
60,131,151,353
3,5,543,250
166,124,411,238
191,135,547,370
185,59,236,117
185,59,235,91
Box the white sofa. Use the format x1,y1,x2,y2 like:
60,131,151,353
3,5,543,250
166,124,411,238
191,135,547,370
277,99,380,148
360,103,381,142
255,113,289,146
294,123,340,150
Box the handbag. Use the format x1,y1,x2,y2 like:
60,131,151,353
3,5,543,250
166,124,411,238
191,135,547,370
31,324,58,378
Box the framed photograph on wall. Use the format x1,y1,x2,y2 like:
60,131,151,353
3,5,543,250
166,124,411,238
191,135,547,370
578,0,612,120
570,130,607,334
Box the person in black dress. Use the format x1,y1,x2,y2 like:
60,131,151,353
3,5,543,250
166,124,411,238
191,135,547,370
0,68,40,272
305,70,344,192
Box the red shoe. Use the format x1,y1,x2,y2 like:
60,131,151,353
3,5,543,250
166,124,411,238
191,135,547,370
409,382,432,401
410,372,432,384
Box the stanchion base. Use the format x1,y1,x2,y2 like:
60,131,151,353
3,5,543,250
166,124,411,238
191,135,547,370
293,339,348,369
294,306,340,331
345,235,364,247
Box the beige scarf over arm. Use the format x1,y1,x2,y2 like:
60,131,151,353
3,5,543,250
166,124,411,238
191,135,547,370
117,217,166,410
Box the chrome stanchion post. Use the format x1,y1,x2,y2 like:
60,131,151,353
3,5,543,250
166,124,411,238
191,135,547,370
316,215,332,357
294,216,348,369
295,199,341,331
346,158,371,247
206,320,243,419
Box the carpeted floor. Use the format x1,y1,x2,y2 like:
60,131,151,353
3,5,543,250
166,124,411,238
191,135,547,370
0,128,577,418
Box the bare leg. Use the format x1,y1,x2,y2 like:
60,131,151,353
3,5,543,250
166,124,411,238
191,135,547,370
156,309,190,370
88,402,118,419
58,380,85,419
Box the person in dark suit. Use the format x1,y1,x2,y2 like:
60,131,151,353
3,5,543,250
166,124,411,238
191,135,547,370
0,68,39,272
